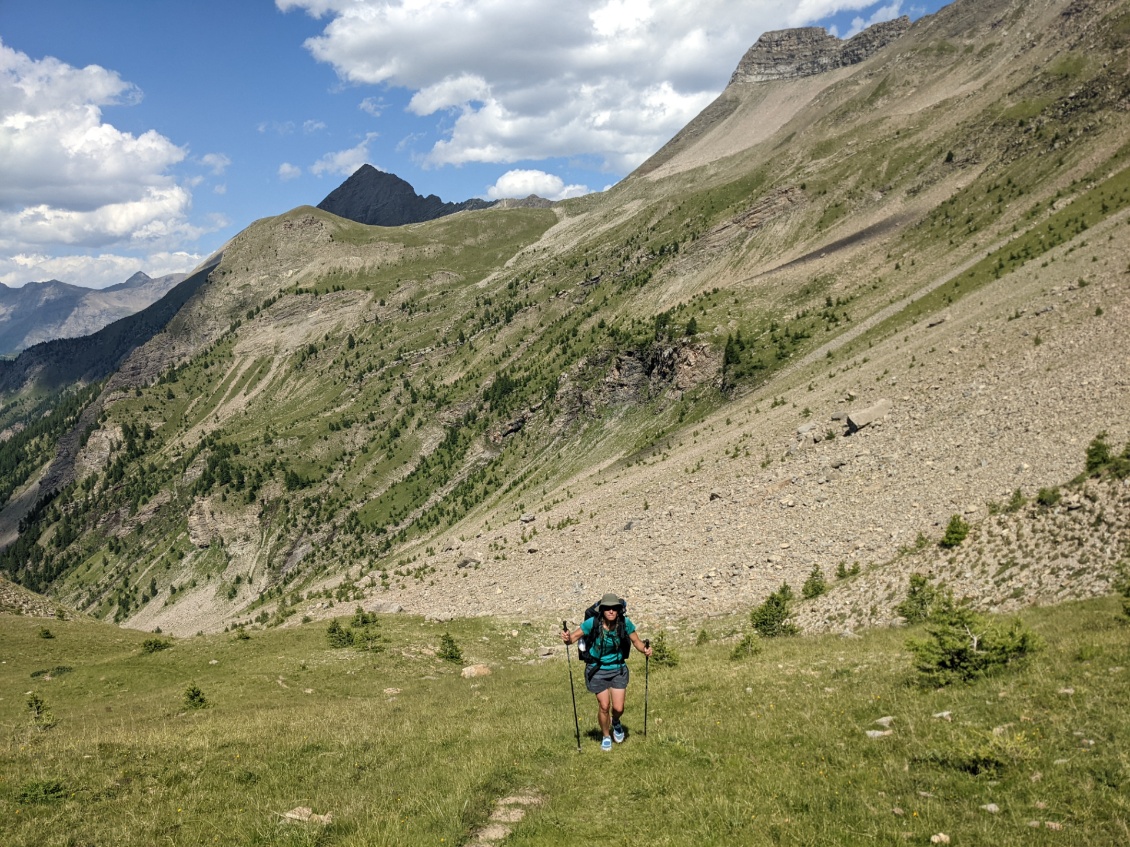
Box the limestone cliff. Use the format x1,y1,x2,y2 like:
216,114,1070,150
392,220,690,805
729,17,911,85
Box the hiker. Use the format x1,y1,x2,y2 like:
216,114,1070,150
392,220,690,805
560,592,652,751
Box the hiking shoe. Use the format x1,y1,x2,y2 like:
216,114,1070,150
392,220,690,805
612,722,625,743
601,736,612,751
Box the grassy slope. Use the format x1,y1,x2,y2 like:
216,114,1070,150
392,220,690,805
2,598,1127,846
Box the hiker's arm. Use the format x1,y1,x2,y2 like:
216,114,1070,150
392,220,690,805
630,631,652,657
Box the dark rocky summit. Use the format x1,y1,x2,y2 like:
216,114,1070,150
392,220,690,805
729,17,911,84
316,165,496,227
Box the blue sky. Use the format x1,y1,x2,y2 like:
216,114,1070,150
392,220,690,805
0,0,949,289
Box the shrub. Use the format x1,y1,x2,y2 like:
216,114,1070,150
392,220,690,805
27,691,57,731
750,583,799,638
648,632,679,667
1005,488,1027,512
326,619,354,648
895,573,938,624
801,566,827,599
38,627,55,639
1085,432,1113,473
437,632,463,663
730,632,762,660
1036,487,1060,507
939,514,970,548
1084,432,1130,478
907,596,1041,686
183,683,209,710
695,628,710,646
141,638,171,654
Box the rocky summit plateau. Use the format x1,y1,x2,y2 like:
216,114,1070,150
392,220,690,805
2,0,1129,639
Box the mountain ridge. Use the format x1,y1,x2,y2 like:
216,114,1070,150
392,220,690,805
0,271,186,357
2,0,1128,637
316,164,498,226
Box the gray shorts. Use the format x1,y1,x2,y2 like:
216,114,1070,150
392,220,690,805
585,664,629,694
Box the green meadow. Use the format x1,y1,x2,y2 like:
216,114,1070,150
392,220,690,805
3,597,1128,846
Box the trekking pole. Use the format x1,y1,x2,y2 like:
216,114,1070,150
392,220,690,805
643,638,651,738
563,621,582,752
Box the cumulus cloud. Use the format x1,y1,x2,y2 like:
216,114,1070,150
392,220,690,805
276,0,905,171
485,169,590,201
834,1,906,37
0,249,204,290
0,39,200,258
303,119,327,132
278,162,303,180
310,133,379,177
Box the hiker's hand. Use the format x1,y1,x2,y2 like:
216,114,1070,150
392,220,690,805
560,630,571,644
643,644,653,657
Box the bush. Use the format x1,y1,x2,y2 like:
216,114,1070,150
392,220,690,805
27,691,57,731
1084,432,1130,478
895,573,938,624
1036,487,1061,507
730,632,762,660
907,596,1041,686
1005,488,1027,512
801,566,827,599
750,583,799,638
648,632,678,667
1086,432,1112,473
38,627,55,639
695,628,710,646
141,638,171,654
437,632,463,663
183,683,208,710
939,514,970,548
326,619,354,648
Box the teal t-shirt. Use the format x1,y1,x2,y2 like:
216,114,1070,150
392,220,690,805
581,615,636,668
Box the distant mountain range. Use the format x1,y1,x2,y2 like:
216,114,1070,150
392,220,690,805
0,271,186,357
316,165,498,226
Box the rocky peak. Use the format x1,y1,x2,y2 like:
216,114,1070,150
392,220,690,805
316,164,496,227
729,17,911,85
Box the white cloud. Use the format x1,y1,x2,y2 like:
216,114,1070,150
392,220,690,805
258,119,296,134
276,1,904,171
0,249,204,290
359,96,385,117
486,170,590,201
310,133,379,177
303,119,327,133
835,2,905,37
200,153,232,175
0,39,198,257
278,162,303,180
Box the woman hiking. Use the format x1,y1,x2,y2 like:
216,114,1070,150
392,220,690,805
561,592,652,751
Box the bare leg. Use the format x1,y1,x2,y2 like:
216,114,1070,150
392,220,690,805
595,689,612,738
610,687,626,725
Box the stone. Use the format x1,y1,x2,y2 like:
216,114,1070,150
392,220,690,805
846,398,892,432
461,664,491,679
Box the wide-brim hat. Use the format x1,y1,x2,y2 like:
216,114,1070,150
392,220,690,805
598,592,625,609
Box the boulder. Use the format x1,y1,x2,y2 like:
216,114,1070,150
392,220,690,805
847,398,892,432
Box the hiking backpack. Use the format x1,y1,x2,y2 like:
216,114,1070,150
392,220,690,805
577,599,632,665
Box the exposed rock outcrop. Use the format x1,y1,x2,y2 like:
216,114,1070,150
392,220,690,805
317,165,496,227
729,18,911,85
